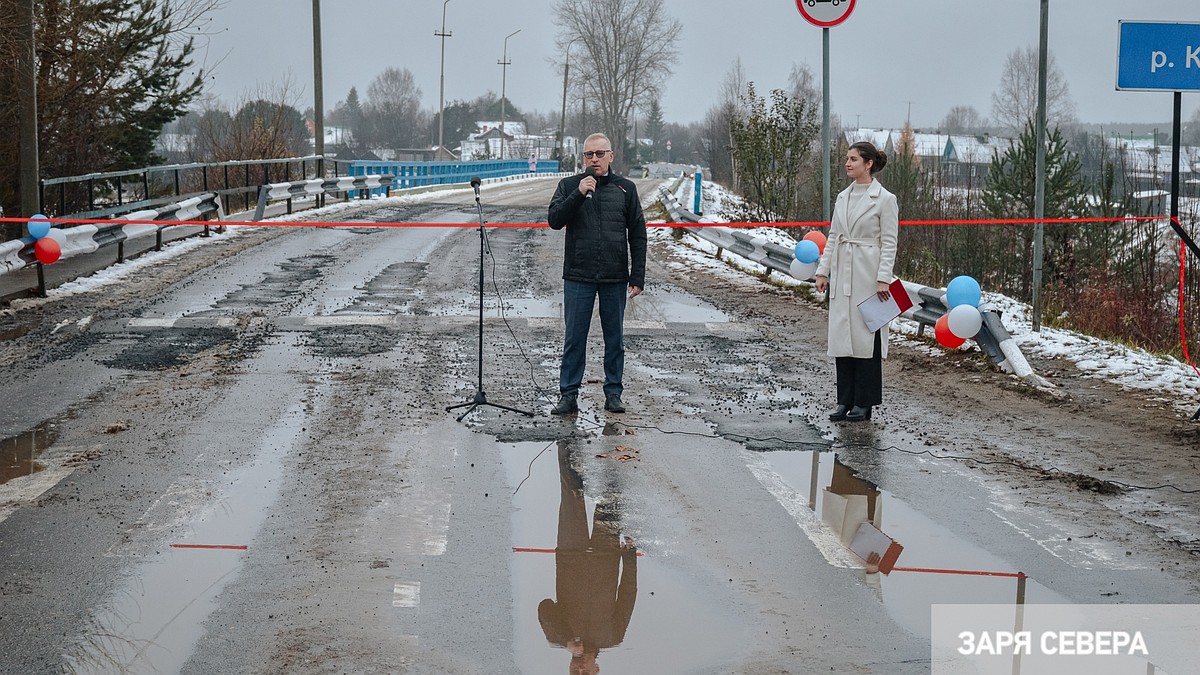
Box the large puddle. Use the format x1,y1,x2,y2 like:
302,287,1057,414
63,401,308,673
503,439,744,672
0,419,57,485
755,448,1070,639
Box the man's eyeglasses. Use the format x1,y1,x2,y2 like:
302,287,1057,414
582,150,610,159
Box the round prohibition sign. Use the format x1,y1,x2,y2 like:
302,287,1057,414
796,0,855,27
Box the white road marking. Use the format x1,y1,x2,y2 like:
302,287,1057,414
304,315,396,327
0,466,77,526
742,449,859,569
128,318,177,327
392,582,421,608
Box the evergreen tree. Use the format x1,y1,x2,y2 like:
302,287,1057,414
344,87,364,146
0,0,208,223
983,121,1088,219
983,121,1089,297
645,99,666,162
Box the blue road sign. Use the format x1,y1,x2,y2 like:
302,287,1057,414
1117,21,1200,92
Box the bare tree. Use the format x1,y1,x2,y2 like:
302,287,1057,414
990,45,1076,134
553,0,682,167
788,62,819,103
189,79,309,161
363,67,424,149
940,105,986,134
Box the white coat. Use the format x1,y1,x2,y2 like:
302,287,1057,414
814,179,899,359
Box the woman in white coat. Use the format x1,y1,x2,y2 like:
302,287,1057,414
814,141,898,422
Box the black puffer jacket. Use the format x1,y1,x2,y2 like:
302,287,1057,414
548,172,647,289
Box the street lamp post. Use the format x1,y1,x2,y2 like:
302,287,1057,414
435,0,451,158
557,36,582,168
498,29,520,160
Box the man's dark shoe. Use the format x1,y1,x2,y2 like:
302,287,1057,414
551,394,578,416
604,395,625,413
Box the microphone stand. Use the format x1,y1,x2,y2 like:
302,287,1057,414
446,178,535,422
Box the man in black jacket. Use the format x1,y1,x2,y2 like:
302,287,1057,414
547,132,647,415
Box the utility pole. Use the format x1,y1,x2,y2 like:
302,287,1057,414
435,0,451,158
312,0,325,166
1032,0,1049,332
498,29,520,161
16,0,39,228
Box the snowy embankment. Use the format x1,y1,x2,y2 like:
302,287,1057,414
660,180,1200,413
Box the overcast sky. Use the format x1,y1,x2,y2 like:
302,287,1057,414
194,1,1200,131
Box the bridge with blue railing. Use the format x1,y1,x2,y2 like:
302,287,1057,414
344,158,560,194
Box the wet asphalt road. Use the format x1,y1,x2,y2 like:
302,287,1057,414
0,178,1197,674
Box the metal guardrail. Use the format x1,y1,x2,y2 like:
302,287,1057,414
41,156,325,219
253,174,395,221
0,192,225,297
656,187,1051,388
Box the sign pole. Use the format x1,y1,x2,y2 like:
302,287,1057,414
822,26,831,222
795,0,855,221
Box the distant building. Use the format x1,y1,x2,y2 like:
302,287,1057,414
458,121,575,162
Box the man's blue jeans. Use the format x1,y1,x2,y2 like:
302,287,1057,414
559,279,627,398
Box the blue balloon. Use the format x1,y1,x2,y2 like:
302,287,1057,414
794,239,820,264
946,275,982,308
28,214,51,240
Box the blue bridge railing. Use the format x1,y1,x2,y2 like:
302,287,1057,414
339,159,560,193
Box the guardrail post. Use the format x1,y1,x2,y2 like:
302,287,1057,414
36,262,46,298
156,227,163,250
117,241,125,264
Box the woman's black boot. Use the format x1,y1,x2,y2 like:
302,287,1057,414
829,404,850,421
846,405,872,422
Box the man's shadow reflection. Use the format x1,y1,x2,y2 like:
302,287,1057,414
538,440,638,674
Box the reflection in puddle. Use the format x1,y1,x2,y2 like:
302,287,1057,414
505,439,742,672
758,449,1069,639
64,403,307,674
0,420,57,485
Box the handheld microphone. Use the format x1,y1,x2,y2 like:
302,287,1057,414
583,166,597,199
470,175,481,197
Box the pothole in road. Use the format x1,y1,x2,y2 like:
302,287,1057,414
101,328,235,370
303,325,400,357
0,419,57,485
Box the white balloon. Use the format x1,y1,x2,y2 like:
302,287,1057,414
947,304,983,339
44,227,67,245
789,259,818,281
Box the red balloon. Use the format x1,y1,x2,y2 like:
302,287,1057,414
802,230,827,254
935,314,966,348
34,237,61,264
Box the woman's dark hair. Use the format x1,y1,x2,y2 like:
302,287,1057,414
849,141,888,174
